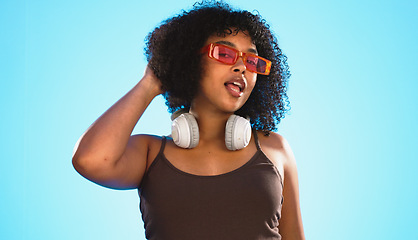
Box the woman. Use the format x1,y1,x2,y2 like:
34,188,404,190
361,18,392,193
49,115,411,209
72,1,305,239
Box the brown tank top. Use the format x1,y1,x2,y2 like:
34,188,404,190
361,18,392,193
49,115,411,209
138,132,284,240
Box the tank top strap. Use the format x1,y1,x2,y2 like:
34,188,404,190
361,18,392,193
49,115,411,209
252,128,261,151
158,136,167,155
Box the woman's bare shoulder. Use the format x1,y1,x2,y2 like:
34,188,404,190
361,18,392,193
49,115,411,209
256,131,298,178
130,134,164,146
257,131,286,148
129,134,166,169
257,131,295,160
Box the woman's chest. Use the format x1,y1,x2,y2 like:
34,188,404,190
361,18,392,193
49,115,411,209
141,151,283,215
163,141,259,176
140,154,283,234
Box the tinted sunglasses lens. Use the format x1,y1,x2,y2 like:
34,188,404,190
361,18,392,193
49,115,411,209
246,56,268,74
212,45,236,64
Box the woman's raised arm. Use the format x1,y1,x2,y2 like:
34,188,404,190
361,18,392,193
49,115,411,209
72,67,163,189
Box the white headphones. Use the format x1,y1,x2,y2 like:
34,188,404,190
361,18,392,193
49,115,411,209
171,110,252,151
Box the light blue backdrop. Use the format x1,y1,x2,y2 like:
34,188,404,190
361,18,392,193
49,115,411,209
1,0,417,239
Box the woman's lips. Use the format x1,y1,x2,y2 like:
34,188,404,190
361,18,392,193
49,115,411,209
224,78,246,97
225,82,243,97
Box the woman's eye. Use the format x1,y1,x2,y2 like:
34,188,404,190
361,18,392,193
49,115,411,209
219,53,234,58
247,59,257,66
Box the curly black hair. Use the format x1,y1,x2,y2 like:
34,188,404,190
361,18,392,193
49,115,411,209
145,0,290,133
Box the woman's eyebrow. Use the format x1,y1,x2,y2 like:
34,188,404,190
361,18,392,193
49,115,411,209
214,40,258,54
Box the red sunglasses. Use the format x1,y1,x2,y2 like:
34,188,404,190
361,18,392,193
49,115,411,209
201,43,271,75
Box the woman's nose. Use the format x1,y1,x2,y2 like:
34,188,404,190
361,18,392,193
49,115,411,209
233,57,246,74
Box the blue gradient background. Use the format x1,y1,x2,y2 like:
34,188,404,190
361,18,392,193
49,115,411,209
1,0,417,239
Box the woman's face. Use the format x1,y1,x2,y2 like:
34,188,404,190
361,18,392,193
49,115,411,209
193,30,258,114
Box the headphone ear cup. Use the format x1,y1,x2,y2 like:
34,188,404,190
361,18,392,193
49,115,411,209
171,113,199,149
225,115,252,151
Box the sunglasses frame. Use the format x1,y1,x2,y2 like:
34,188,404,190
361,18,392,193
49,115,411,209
201,43,272,75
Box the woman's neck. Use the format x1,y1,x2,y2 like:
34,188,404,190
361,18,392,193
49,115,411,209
189,106,233,147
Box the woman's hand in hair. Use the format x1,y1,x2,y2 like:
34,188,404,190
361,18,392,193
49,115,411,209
141,65,164,97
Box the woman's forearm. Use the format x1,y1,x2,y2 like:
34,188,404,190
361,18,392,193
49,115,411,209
72,69,162,171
